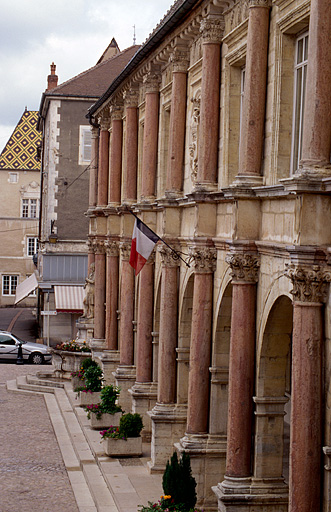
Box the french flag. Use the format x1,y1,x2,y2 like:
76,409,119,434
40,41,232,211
129,218,160,275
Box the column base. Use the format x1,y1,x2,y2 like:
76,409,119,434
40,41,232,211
193,180,218,193
114,365,136,413
129,382,157,442
147,403,187,473
213,476,288,512
90,338,106,350
93,349,120,385
175,433,227,511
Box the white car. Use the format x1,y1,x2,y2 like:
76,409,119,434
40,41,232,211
0,331,52,364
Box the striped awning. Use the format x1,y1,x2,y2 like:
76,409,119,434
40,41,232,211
15,273,38,304
54,285,85,313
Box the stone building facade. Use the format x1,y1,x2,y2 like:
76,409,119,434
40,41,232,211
86,1,331,511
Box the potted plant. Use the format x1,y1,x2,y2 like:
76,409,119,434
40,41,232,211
85,385,123,429
138,451,197,512
71,357,97,390
100,412,143,457
75,363,103,406
52,339,91,376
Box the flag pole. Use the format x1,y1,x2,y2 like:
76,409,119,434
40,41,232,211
127,209,190,268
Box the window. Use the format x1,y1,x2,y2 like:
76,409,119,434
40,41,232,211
27,237,38,257
9,173,18,183
22,198,38,218
79,125,92,165
291,32,309,173
2,275,18,296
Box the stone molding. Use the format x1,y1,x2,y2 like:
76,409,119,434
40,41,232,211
93,239,106,255
91,126,99,139
110,105,123,122
143,71,161,94
249,0,271,7
158,244,181,267
87,238,96,253
200,17,225,44
123,88,139,108
170,46,190,73
285,264,331,304
189,246,217,273
119,241,131,261
105,240,119,257
98,111,111,131
226,253,259,283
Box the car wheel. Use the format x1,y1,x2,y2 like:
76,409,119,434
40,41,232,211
29,352,44,365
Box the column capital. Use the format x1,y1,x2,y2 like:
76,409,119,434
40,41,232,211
123,87,139,108
87,238,96,252
119,241,132,261
200,16,224,44
91,126,99,139
105,239,119,257
143,71,161,94
110,104,123,121
226,253,260,283
98,110,111,131
189,246,216,273
158,244,180,267
93,239,106,255
285,264,331,304
249,0,271,7
170,46,190,73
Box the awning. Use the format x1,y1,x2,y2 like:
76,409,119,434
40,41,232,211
54,285,85,313
15,273,38,304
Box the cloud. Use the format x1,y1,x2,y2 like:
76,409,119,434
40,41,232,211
0,0,174,153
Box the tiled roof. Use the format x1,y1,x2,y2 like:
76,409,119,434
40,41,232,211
0,110,41,171
46,45,140,98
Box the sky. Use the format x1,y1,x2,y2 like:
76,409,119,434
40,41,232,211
0,0,174,153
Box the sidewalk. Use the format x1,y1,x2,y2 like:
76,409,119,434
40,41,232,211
6,368,163,512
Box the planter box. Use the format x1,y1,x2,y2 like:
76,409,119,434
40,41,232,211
103,436,142,457
72,376,86,391
52,350,91,376
89,411,122,430
75,391,101,406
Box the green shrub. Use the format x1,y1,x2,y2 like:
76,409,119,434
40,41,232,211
81,357,98,371
84,365,103,392
162,451,197,511
100,385,122,415
119,413,143,438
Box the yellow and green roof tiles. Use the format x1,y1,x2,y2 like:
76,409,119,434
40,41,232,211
0,110,41,171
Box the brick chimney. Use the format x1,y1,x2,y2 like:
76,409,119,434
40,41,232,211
46,62,58,91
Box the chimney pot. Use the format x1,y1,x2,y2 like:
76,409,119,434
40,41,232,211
47,62,58,91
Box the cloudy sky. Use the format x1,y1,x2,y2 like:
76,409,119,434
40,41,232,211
0,0,174,153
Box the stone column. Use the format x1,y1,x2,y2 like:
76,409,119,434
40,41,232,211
237,0,271,184
166,48,189,196
114,242,136,413
196,17,223,190
286,264,330,512
223,254,259,488
300,0,331,170
130,255,157,441
89,126,99,207
93,240,106,342
123,88,139,203
141,72,160,201
97,112,110,207
105,240,119,350
87,238,95,275
109,106,123,205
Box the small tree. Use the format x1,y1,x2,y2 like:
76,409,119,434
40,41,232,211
84,365,103,392
162,451,197,511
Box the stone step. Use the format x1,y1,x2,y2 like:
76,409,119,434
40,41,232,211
16,375,56,394
26,374,65,388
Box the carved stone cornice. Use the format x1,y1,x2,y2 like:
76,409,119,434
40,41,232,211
93,239,106,255
200,17,225,44
105,240,119,257
170,46,190,73
158,244,180,267
119,241,131,261
249,0,271,7
123,87,139,109
189,246,217,273
285,264,331,304
143,71,161,94
110,104,123,122
226,253,259,283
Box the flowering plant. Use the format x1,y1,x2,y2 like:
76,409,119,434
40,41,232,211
138,496,201,512
56,340,91,352
85,404,103,420
100,426,125,440
100,413,143,440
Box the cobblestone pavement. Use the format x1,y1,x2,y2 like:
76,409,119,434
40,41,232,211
0,364,79,512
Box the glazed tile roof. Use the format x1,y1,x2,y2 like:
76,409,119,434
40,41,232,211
0,110,41,171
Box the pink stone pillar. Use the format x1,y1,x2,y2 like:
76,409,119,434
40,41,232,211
157,246,178,404
94,241,106,340
166,48,189,195
225,253,259,478
109,107,123,205
301,0,331,168
285,264,329,512
197,18,223,187
136,261,154,383
123,90,138,203
97,114,110,207
89,126,99,207
141,73,160,200
238,0,270,179
186,247,216,434
119,242,135,365
105,241,119,350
